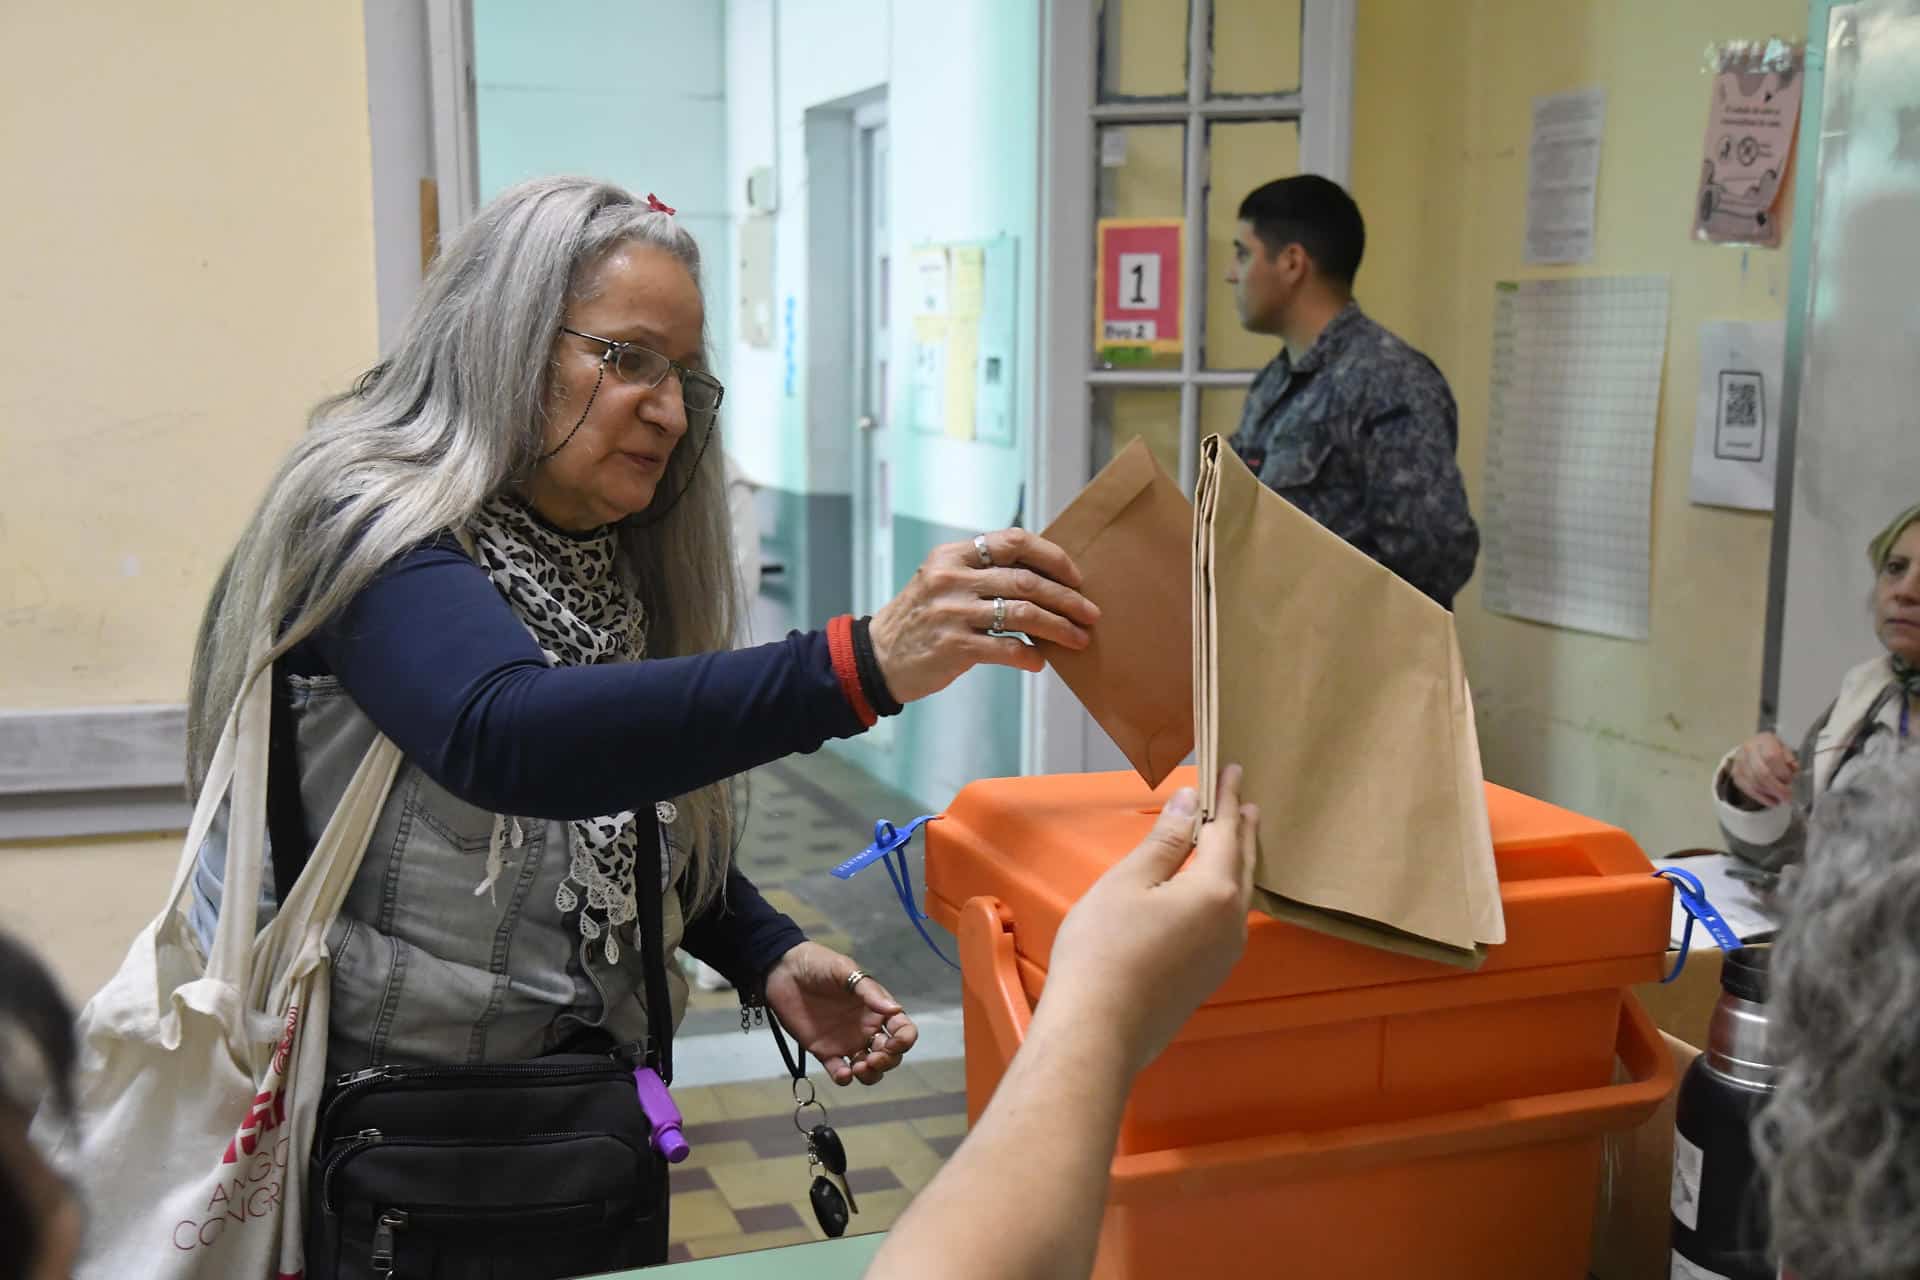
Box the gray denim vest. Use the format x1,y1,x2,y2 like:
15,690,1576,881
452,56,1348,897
189,673,690,1080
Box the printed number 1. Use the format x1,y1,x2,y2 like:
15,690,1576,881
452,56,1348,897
1115,253,1159,311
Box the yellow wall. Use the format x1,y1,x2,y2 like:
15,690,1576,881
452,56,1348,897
0,3,379,999
0,3,380,710
1351,0,1799,856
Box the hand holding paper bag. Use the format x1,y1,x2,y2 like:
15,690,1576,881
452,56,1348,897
1036,433,1501,964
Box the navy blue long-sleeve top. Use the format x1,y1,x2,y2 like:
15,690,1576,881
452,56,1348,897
272,537,868,987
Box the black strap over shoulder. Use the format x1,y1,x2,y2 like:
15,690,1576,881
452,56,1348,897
638,813,674,1085
266,663,310,905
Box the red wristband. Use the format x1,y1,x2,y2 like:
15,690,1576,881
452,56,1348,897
827,615,877,728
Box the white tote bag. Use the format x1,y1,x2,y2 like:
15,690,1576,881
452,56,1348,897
51,653,401,1280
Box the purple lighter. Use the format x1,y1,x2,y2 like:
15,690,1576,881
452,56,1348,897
633,1066,690,1163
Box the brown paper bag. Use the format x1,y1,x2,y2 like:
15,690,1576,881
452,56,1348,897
1194,435,1503,966
1036,438,1195,787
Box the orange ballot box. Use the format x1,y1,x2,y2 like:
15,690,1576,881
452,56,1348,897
924,769,1677,1280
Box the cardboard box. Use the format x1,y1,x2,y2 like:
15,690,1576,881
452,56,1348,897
1588,947,1727,1279
1635,946,1726,1050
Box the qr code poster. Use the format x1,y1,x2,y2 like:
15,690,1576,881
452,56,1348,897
1715,371,1766,461
1691,320,1785,510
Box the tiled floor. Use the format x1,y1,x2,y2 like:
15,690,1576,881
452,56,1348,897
663,1064,968,1261
668,749,967,1261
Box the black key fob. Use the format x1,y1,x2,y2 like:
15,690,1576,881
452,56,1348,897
809,1123,847,1175
810,1175,850,1237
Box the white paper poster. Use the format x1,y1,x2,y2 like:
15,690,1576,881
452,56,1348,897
1689,320,1785,511
1481,277,1671,641
1526,88,1606,265
913,249,951,317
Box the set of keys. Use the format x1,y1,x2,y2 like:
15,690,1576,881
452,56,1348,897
764,1008,861,1237
792,1077,858,1236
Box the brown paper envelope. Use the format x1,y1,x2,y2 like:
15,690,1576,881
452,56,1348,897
1200,435,1496,957
1037,438,1195,788
1451,637,1506,945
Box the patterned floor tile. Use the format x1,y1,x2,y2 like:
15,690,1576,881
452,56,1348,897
707,1153,815,1210
667,1188,739,1244
712,1074,803,1120
678,1137,757,1172
829,1119,940,1168
673,1084,728,1126
925,1132,964,1158
909,1111,968,1140
912,1057,969,1095
733,1202,806,1234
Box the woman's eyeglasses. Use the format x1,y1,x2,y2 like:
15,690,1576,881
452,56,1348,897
561,327,725,415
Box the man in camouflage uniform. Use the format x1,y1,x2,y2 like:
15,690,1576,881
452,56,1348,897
1226,175,1479,609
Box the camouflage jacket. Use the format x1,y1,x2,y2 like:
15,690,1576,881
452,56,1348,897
1229,302,1480,608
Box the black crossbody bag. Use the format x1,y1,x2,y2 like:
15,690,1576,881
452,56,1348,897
302,819,677,1279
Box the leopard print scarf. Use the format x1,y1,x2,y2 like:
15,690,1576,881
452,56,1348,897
464,495,668,965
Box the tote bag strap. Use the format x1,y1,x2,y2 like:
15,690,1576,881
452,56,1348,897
205,649,277,987
156,677,248,918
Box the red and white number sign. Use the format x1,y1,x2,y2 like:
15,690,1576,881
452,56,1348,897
1096,217,1183,355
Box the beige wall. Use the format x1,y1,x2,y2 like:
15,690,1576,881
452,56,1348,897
0,2,379,710
0,3,379,997
1351,0,1799,857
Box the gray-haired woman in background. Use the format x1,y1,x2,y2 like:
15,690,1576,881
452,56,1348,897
1757,747,1920,1279
182,177,1096,1094
1715,502,1920,871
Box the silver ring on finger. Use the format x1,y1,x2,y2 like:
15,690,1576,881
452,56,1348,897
973,533,994,569
991,596,1008,633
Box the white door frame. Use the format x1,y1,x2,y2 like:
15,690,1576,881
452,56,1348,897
851,100,896,745
426,0,480,243
1025,0,1355,778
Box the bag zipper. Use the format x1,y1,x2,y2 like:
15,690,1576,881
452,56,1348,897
320,1129,386,1213
320,1057,634,1141
370,1209,407,1279
322,1129,630,1213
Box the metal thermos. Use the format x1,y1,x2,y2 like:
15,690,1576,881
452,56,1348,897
1669,944,1776,1280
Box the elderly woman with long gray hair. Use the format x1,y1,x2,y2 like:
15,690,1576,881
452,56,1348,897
174,176,1096,1271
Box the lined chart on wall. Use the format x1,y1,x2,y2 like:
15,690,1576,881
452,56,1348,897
1480,277,1671,641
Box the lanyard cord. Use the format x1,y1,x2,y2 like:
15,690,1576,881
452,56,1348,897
767,1007,806,1082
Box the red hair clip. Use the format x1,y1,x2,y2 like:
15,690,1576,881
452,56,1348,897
645,193,677,216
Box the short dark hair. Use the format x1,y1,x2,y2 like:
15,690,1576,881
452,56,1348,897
1237,175,1366,285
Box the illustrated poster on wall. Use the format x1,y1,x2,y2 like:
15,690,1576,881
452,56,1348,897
1693,40,1804,248
1095,218,1183,358
1689,320,1785,511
